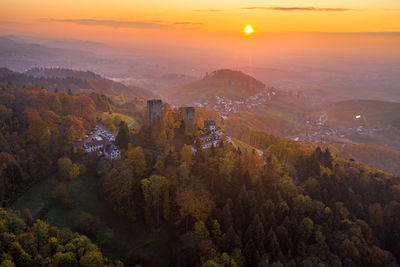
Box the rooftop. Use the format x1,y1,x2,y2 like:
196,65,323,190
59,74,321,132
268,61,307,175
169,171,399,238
204,120,216,127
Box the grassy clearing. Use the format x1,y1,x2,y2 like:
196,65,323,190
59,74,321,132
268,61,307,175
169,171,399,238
231,138,264,157
11,174,174,266
102,112,141,131
232,138,256,152
129,119,141,130
102,112,133,125
231,138,245,151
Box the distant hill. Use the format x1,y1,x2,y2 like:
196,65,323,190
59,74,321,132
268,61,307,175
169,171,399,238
0,67,154,99
160,69,266,105
151,73,196,90
0,36,98,72
2,34,107,52
323,99,400,150
115,72,196,92
323,142,400,175
25,67,104,80
159,68,314,136
326,99,400,129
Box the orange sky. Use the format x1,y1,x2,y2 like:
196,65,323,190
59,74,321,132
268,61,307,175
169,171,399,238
1,0,400,45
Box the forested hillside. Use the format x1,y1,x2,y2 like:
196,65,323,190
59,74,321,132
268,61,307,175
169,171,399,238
0,208,121,266
2,82,400,266
319,142,400,176
0,83,116,204
96,107,400,266
0,68,154,101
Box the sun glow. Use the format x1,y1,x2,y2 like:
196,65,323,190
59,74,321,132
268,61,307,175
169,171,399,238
244,25,254,35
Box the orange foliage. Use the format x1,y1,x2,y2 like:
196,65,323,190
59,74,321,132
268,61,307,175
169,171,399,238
24,108,49,142
62,115,86,137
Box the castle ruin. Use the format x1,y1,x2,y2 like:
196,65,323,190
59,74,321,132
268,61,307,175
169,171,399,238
184,107,195,133
147,99,162,124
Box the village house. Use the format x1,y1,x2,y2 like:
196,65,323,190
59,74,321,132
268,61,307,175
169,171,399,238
196,120,231,150
82,124,121,160
104,143,121,160
204,120,216,131
83,138,106,153
199,134,219,149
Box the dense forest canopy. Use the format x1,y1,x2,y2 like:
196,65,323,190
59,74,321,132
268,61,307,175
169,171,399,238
1,83,400,266
0,208,121,266
0,83,116,204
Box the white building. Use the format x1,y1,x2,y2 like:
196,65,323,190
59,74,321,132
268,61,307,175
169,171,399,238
82,126,121,160
197,122,231,150
104,143,121,160
204,120,216,131
83,139,106,153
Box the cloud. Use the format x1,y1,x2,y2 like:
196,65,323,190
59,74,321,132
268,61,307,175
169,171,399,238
241,6,354,12
0,21,32,27
173,22,203,25
43,19,203,29
46,18,166,29
172,22,203,29
193,9,223,12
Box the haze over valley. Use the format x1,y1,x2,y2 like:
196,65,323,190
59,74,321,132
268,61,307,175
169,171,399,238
2,32,400,102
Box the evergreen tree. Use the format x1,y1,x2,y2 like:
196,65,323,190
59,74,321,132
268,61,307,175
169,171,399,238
116,121,130,149
222,200,233,231
211,220,222,246
52,95,62,114
266,228,283,262
225,226,238,252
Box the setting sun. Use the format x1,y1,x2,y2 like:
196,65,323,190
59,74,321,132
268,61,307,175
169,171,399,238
244,25,254,35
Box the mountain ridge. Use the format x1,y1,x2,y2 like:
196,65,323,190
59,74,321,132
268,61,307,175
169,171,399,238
160,69,266,106
0,67,155,99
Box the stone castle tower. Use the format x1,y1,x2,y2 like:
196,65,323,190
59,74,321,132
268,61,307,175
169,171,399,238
147,99,162,124
184,107,195,133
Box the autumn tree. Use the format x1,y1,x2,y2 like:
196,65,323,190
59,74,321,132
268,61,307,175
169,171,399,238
125,145,147,178
181,145,193,165
57,157,79,180
177,188,213,232
141,175,168,227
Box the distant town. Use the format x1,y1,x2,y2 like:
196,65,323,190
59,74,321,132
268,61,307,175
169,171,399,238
289,112,384,144
193,88,278,116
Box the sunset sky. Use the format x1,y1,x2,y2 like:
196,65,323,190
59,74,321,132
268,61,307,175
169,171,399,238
1,0,400,39
1,0,400,71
